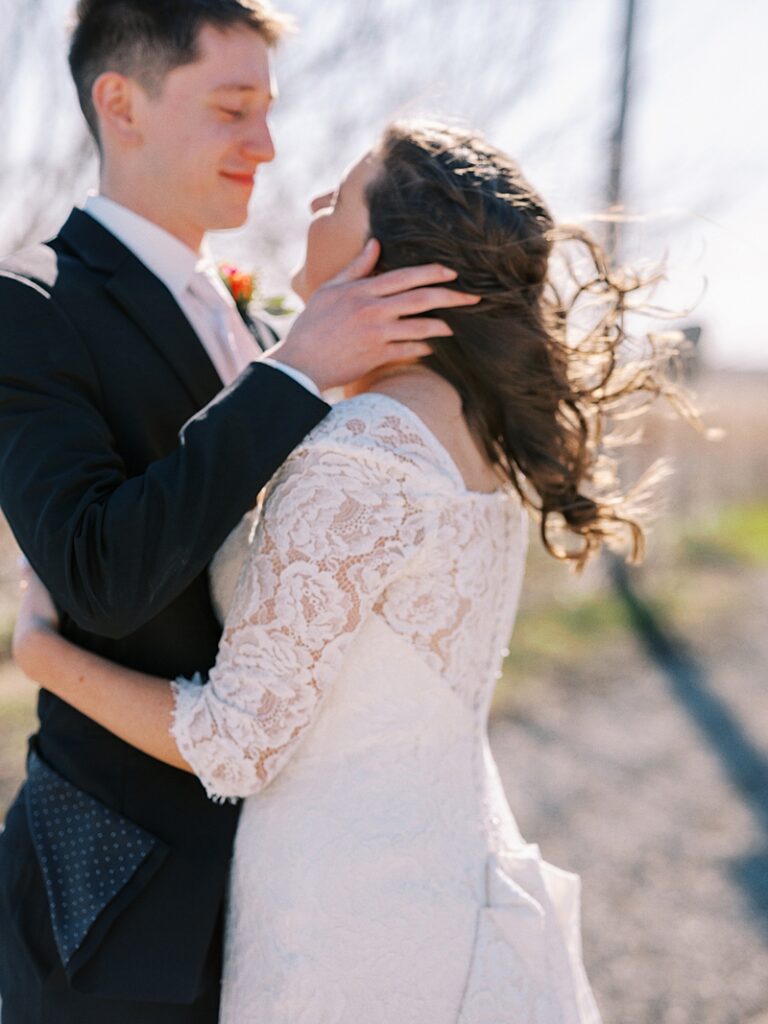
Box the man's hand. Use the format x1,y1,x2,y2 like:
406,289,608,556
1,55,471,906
266,239,480,392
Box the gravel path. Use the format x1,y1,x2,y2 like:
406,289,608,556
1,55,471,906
490,567,768,1024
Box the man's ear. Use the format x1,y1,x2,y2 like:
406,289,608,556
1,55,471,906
92,72,143,146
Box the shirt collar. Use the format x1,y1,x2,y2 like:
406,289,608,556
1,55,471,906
82,193,201,299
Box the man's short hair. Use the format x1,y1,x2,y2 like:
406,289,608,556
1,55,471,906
69,0,291,140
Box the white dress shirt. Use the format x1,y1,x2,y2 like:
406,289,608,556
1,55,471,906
82,194,319,395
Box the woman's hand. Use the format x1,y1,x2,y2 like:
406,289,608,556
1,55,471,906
13,562,60,683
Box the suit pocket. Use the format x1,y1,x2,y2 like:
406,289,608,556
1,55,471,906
0,789,59,981
456,847,595,1024
25,749,168,985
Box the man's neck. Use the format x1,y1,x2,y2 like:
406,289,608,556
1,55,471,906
98,181,204,252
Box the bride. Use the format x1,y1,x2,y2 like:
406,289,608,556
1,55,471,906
14,120,680,1023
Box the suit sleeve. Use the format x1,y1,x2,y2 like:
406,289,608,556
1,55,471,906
0,274,329,638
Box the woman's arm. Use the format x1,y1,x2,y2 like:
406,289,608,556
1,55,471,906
163,438,421,802
13,570,191,772
14,431,423,799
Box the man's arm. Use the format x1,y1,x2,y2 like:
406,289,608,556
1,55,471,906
0,241,477,638
0,274,328,638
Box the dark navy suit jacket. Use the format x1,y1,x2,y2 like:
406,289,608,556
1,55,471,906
0,210,328,1015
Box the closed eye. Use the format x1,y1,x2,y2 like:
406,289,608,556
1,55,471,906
220,108,246,120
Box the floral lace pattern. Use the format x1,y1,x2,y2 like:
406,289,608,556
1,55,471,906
170,392,601,1023
171,393,527,802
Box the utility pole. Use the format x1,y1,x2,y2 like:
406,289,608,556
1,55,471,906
605,0,638,259
607,0,642,587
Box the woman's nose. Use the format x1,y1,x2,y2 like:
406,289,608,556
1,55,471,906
310,191,334,214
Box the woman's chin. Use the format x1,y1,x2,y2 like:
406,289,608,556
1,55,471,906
289,266,311,304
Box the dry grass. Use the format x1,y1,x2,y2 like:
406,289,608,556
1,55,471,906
494,495,768,712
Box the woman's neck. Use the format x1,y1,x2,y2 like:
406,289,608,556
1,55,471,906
343,361,435,400
345,363,504,494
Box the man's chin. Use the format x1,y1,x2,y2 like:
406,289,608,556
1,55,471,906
208,207,251,232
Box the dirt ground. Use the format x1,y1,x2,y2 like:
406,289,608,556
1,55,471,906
492,564,768,1024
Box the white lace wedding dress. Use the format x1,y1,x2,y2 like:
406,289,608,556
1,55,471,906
170,392,602,1024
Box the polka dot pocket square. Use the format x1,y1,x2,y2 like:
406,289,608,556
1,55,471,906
25,750,168,972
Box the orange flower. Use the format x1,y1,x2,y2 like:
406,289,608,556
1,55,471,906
219,263,256,311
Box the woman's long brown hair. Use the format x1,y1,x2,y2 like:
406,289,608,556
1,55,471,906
366,120,697,569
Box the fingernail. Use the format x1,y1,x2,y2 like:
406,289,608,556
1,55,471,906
441,267,458,279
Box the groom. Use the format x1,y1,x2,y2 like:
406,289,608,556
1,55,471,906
0,1,473,1021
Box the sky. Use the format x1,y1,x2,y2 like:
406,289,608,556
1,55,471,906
626,0,768,370
265,0,767,371
3,0,767,370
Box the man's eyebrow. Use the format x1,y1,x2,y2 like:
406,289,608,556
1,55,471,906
211,83,275,98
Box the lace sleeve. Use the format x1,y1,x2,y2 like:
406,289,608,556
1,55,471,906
170,438,425,802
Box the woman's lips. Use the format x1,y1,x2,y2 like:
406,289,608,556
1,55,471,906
220,171,255,187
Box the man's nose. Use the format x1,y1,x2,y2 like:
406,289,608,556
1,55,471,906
243,120,275,164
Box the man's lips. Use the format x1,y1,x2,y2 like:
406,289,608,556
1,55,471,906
220,171,256,187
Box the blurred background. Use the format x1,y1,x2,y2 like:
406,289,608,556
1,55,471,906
1,0,767,1020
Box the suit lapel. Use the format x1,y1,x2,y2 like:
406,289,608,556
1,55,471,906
105,262,223,408
58,210,223,409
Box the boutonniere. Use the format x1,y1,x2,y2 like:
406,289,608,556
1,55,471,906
218,261,295,318
218,262,257,317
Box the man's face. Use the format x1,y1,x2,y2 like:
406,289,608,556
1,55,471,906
132,23,276,245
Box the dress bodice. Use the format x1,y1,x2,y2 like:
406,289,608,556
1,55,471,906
173,392,528,802
170,392,601,1024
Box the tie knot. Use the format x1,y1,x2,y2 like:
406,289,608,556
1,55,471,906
188,269,230,313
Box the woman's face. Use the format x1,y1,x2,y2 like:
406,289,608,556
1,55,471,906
291,150,380,302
